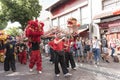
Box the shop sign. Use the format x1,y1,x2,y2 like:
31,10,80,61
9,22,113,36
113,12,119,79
108,22,120,27
109,26,120,33
113,9,120,15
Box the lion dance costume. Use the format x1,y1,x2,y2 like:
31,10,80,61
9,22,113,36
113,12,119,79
25,20,44,73
0,30,7,63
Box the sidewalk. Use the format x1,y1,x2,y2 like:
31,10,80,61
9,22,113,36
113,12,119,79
76,55,120,79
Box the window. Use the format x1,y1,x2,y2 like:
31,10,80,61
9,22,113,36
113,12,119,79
71,10,80,21
81,6,89,24
59,16,65,28
116,0,120,5
65,13,71,25
102,0,120,10
52,18,58,27
59,16,66,29
59,14,72,30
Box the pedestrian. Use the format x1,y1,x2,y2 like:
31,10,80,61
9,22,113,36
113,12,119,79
15,41,21,62
53,33,72,77
84,40,90,63
109,39,116,57
0,40,5,63
101,36,110,63
92,36,101,65
82,38,87,62
85,40,93,63
19,41,27,64
44,43,50,57
76,37,84,62
64,37,76,70
4,37,16,72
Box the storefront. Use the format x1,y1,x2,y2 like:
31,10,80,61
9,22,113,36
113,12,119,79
98,18,120,52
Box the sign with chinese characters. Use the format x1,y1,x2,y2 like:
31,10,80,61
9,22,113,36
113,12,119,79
109,26,120,33
108,22,120,27
108,21,120,33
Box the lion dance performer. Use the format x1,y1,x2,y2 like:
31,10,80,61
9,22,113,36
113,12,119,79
0,30,7,63
25,20,44,74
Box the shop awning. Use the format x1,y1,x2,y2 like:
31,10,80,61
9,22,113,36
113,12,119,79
76,28,88,34
76,24,89,34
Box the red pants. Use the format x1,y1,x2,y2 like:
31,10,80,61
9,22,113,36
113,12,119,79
29,50,42,71
18,51,27,64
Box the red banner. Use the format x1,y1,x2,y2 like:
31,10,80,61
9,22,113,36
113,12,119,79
113,9,120,15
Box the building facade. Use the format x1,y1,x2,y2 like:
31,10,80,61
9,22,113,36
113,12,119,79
45,0,105,39
46,0,91,38
45,0,120,43
93,0,120,51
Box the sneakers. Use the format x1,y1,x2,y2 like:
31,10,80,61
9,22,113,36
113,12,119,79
67,67,69,69
97,62,99,65
56,73,72,77
95,62,99,65
64,73,72,77
56,74,60,77
94,62,99,65
29,69,33,72
38,71,42,74
72,67,77,70
29,69,42,74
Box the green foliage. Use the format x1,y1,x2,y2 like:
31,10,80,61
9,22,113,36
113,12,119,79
0,21,7,30
0,0,42,30
5,27,23,37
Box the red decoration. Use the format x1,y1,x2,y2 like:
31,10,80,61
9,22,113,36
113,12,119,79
113,9,120,15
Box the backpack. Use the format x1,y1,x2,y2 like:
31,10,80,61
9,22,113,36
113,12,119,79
113,56,119,63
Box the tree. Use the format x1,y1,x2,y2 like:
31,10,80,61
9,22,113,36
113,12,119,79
5,27,23,37
0,0,42,30
0,21,7,30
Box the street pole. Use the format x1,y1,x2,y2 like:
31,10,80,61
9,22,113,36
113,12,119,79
89,0,93,40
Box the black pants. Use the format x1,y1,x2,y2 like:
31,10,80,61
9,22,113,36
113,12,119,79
4,54,16,71
49,48,55,63
54,51,68,74
65,52,76,68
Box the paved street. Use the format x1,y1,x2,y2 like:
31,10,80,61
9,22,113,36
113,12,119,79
0,55,120,80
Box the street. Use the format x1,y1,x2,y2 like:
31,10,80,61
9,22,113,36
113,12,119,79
1,0,120,80
0,55,120,80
